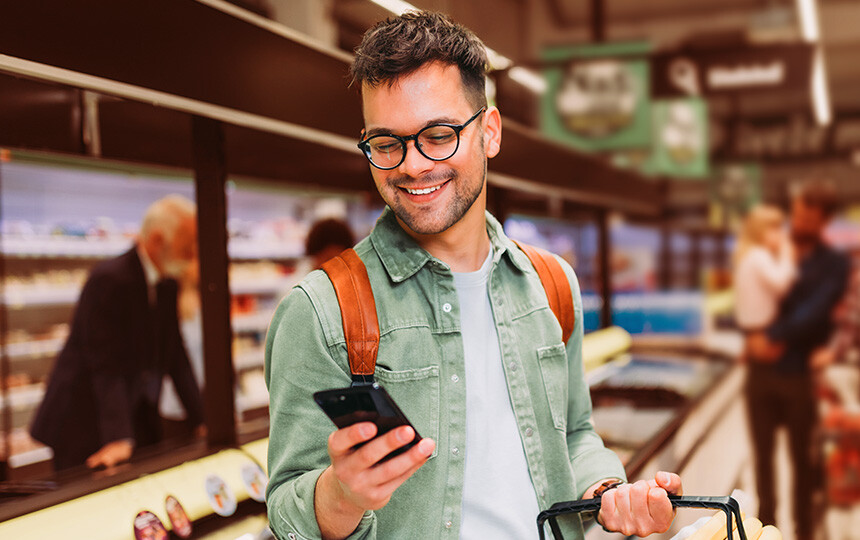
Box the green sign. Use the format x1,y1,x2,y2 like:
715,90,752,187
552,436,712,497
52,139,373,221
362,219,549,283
650,98,709,178
541,42,652,151
709,162,762,229
611,98,710,179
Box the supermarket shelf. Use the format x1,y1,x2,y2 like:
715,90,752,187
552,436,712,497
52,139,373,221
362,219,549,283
234,348,265,371
4,338,65,360
1,236,303,261
230,277,295,296
232,312,273,333
236,391,269,414
0,384,45,411
2,288,80,308
228,241,302,261
1,278,290,309
1,237,131,258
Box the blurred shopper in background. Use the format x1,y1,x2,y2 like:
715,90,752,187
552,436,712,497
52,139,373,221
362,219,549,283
30,195,205,471
745,179,850,540
734,204,796,339
305,218,355,270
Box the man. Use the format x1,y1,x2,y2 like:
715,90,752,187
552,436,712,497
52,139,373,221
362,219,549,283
747,179,850,540
265,12,681,540
31,195,204,470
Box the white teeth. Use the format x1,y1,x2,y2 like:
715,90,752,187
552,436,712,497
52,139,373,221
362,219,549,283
405,185,442,195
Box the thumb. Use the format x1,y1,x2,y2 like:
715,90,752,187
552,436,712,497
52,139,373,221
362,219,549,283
656,471,683,495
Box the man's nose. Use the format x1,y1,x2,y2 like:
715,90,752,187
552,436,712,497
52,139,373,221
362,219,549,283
397,139,435,178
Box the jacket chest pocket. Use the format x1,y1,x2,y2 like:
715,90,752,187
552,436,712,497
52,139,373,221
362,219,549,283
537,343,569,431
375,365,440,458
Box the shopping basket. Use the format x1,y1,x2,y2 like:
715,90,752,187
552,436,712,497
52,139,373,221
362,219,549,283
536,495,748,540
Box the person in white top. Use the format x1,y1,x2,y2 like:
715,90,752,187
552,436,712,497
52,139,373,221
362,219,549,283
733,204,796,352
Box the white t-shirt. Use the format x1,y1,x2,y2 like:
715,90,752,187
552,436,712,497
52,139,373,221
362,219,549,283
734,245,796,331
455,249,540,539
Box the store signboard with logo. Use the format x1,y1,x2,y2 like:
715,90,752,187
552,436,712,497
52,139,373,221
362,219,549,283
652,44,814,98
612,98,709,178
542,42,652,151
650,98,709,177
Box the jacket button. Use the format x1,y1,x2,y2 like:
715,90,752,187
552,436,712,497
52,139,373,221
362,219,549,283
442,303,452,313
445,520,453,529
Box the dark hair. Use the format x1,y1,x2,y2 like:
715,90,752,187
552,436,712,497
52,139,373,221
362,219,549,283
305,218,355,256
350,11,488,109
793,178,840,218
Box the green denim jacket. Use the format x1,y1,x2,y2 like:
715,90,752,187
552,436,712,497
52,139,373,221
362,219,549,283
264,208,626,540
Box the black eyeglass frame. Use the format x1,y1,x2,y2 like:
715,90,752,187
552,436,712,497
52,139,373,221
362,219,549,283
357,107,487,170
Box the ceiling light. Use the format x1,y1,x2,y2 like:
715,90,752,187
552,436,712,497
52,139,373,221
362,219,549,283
796,0,821,42
811,48,831,125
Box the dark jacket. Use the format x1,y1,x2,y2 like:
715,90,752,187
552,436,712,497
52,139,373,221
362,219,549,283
768,242,851,373
30,247,203,468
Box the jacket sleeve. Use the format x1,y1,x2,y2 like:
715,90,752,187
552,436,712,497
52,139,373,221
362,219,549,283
77,274,137,445
768,254,850,345
556,256,627,498
264,278,377,540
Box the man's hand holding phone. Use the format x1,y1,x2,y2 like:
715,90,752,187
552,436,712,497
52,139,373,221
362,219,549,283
316,423,435,539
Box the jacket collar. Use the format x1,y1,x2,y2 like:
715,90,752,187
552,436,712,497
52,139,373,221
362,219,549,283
369,206,532,283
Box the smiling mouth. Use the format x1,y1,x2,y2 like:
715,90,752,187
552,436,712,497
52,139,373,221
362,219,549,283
400,180,450,196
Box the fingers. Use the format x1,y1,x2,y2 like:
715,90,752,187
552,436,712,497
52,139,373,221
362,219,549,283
328,422,378,457
647,487,673,532
326,422,434,512
655,471,683,495
366,438,435,486
374,439,435,494
85,450,104,469
354,426,418,466
600,480,677,536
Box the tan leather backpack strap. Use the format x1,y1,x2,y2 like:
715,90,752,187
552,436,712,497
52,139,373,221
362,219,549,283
321,248,380,385
513,240,576,344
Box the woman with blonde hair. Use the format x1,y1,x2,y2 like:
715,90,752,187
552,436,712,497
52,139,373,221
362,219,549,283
733,204,796,355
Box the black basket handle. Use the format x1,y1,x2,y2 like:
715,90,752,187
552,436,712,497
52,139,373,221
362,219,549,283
537,495,747,540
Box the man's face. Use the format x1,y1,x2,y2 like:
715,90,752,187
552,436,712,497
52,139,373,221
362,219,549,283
361,62,500,235
790,197,827,244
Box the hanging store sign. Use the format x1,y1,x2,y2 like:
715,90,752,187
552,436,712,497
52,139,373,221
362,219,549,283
716,115,860,161
709,163,762,229
611,98,710,179
650,98,709,178
542,42,652,151
652,44,814,97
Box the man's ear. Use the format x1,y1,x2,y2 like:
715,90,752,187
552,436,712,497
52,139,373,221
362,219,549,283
483,106,502,159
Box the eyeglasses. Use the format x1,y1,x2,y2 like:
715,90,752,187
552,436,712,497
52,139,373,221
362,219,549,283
358,107,486,170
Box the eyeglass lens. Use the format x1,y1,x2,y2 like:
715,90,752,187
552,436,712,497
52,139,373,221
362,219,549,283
366,125,459,168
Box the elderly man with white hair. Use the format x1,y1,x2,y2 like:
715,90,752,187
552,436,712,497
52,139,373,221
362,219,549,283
31,195,205,471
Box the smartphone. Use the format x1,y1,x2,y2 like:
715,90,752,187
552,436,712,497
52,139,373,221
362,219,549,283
313,383,421,461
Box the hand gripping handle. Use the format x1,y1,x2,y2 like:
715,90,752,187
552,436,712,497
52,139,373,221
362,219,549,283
537,495,747,540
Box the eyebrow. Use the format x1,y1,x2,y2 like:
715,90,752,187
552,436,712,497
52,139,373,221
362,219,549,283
363,116,461,138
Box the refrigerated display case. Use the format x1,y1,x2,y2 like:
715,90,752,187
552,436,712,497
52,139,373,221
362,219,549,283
581,330,751,538
0,151,379,477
